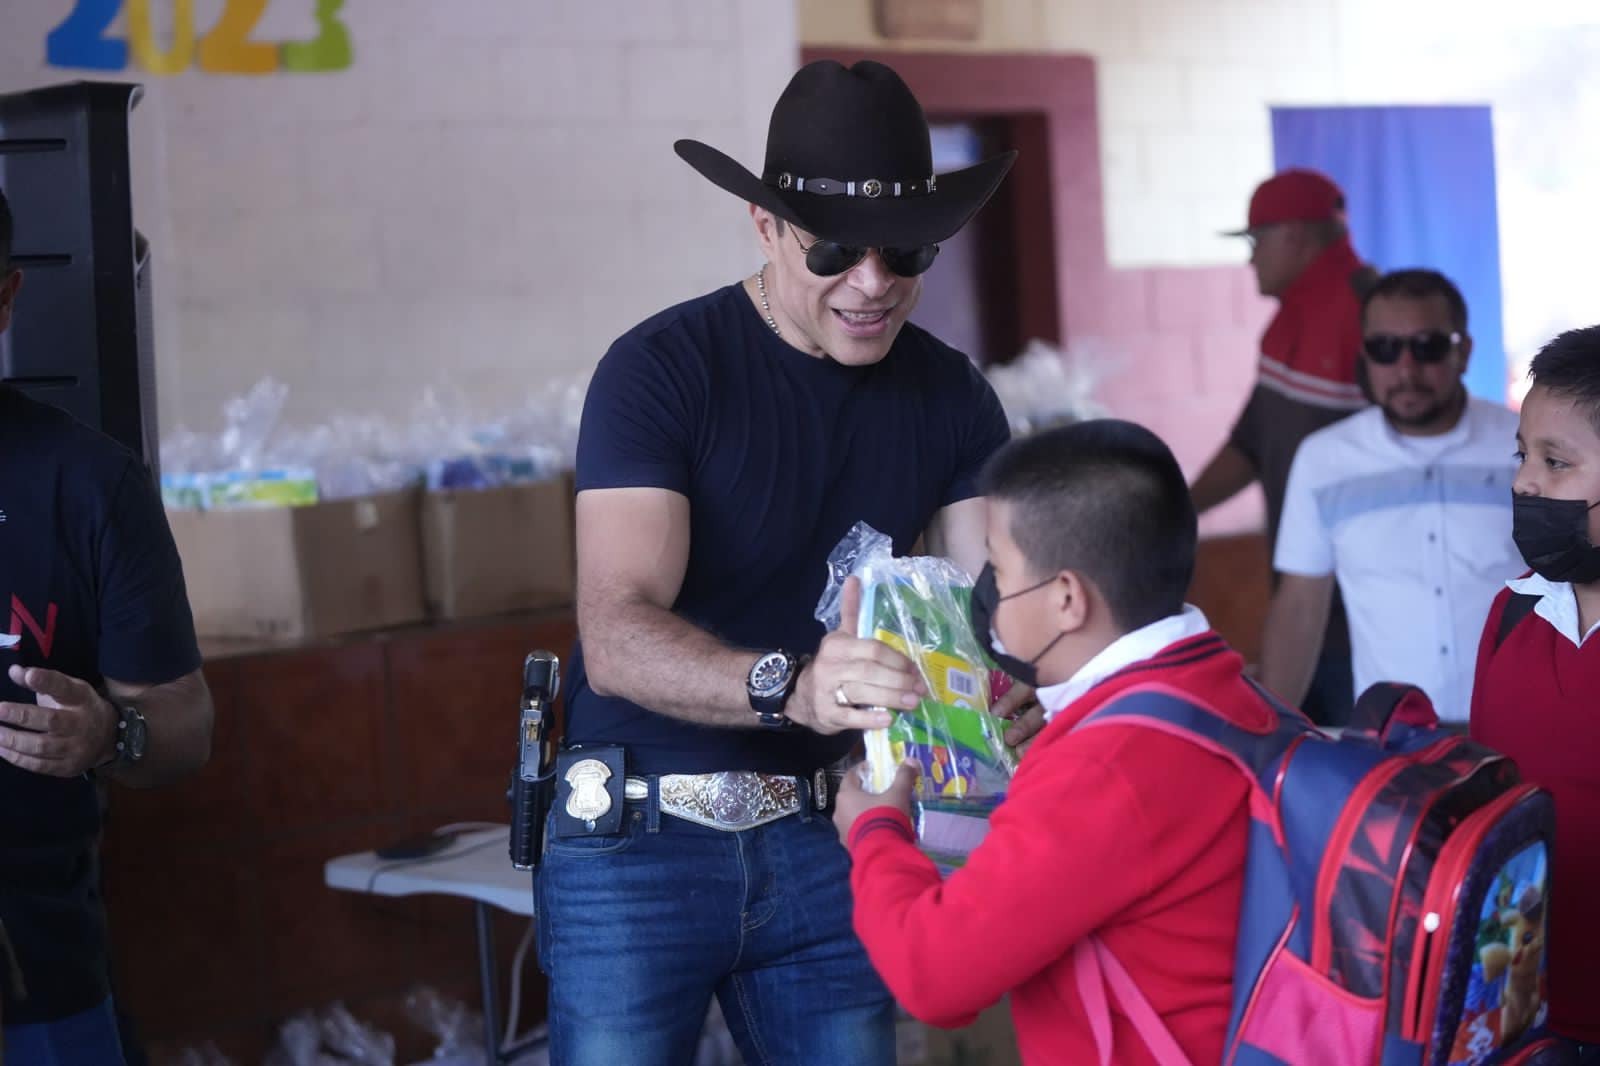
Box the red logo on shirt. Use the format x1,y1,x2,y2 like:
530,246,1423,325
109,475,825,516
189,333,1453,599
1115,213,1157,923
8,595,57,659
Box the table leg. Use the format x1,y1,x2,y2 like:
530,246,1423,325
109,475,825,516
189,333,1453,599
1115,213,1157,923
475,900,502,1064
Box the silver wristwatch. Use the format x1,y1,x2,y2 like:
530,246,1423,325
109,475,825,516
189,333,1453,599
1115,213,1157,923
747,650,802,729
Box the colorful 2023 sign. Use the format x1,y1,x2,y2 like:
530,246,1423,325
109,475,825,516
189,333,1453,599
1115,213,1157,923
47,0,352,74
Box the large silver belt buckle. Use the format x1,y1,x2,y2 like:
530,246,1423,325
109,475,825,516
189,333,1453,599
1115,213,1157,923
659,771,800,831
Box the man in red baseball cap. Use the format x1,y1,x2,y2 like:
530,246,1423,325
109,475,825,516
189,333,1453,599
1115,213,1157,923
1191,167,1377,726
1222,169,1347,284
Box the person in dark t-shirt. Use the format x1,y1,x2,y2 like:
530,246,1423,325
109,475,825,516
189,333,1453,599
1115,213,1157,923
0,187,214,1064
541,61,1022,1063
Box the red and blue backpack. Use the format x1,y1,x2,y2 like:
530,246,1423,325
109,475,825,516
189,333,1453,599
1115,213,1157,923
1069,680,1569,1066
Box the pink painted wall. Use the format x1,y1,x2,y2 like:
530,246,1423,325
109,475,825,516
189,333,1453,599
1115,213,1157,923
804,48,1271,534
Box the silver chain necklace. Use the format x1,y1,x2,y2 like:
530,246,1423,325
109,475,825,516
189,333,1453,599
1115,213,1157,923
756,264,781,337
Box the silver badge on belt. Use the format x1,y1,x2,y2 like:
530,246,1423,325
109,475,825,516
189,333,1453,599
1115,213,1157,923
564,758,614,829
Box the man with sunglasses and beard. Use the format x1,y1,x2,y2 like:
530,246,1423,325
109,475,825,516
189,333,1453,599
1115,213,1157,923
1259,269,1523,724
545,60,1021,1064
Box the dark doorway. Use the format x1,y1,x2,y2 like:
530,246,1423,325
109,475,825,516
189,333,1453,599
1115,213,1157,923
911,120,1017,366
911,114,1057,367
802,48,1095,370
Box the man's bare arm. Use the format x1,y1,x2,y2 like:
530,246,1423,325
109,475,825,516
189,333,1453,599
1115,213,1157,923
576,488,913,734
0,664,212,785
922,496,988,579
105,668,213,788
1258,572,1336,708
1189,443,1257,515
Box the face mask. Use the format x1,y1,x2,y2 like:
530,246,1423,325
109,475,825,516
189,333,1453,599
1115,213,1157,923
968,563,1066,689
1513,494,1600,584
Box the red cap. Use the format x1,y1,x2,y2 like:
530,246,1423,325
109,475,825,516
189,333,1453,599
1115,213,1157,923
1224,169,1344,235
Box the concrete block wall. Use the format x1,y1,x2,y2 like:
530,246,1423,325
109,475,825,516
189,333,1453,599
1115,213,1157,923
802,0,1600,534
0,0,797,432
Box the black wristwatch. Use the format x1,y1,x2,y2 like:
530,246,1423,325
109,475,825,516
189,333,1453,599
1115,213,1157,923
110,703,149,766
747,650,804,729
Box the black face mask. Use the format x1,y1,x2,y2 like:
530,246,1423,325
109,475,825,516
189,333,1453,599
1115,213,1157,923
1513,494,1600,584
968,563,1066,689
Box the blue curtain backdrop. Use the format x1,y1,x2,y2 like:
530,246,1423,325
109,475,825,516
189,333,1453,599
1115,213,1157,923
1271,106,1506,403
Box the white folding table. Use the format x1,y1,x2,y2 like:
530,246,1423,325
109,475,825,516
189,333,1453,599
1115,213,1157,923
324,825,544,1064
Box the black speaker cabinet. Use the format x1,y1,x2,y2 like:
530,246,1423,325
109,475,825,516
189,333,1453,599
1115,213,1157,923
0,81,159,473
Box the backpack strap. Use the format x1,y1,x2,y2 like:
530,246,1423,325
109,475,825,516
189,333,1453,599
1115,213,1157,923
1071,685,1307,1064
1076,683,1309,793
1347,681,1439,737
1494,592,1541,652
1074,936,1195,1066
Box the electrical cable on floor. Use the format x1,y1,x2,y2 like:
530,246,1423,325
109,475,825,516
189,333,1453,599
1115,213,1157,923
502,918,539,1046
356,824,547,1050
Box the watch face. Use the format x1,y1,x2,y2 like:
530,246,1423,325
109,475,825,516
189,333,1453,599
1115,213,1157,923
749,651,794,699
123,709,148,762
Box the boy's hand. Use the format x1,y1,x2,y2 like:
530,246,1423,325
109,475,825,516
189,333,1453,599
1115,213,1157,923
833,760,918,842
994,683,1045,747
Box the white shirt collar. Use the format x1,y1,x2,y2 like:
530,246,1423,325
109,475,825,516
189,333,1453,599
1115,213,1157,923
1505,573,1600,648
1036,605,1212,721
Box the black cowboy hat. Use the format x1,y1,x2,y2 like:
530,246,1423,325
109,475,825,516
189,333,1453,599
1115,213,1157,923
674,60,1016,249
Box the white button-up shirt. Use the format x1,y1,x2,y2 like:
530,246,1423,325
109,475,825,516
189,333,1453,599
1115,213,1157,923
1505,573,1600,648
1275,398,1524,721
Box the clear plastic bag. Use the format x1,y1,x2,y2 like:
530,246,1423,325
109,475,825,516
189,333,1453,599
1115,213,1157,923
815,521,894,633
984,338,1112,436
217,376,290,472
160,377,316,509
271,413,417,501
266,1003,396,1066
815,522,1017,870
158,372,589,509
409,381,575,492
164,1042,234,1066
403,985,482,1063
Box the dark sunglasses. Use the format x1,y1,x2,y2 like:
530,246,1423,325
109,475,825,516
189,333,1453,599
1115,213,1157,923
1241,224,1285,249
791,227,940,278
1362,331,1462,365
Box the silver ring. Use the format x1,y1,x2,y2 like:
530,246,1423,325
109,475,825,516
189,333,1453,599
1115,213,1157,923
834,684,851,707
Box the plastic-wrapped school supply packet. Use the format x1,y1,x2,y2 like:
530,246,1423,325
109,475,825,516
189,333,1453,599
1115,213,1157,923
815,522,1017,871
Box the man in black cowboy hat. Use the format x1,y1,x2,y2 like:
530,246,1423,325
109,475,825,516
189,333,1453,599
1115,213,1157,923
543,60,1019,1062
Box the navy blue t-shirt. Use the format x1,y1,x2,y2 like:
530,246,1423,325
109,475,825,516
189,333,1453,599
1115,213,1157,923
0,385,201,1023
568,284,1010,776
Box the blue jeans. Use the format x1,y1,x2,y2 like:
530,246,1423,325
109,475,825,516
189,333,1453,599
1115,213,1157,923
4,997,126,1065
536,804,895,1065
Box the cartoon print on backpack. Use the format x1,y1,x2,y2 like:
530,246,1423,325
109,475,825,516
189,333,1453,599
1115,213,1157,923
1450,843,1550,1064
1499,884,1548,1042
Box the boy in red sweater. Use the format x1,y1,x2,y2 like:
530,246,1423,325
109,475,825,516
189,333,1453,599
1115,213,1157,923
833,419,1274,1064
1471,325,1600,1048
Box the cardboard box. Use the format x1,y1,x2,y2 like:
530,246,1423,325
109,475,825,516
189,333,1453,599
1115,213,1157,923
420,476,575,620
898,1001,1022,1066
169,489,426,640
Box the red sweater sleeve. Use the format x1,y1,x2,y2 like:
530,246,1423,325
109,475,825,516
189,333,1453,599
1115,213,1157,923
846,739,1160,1028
